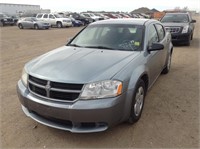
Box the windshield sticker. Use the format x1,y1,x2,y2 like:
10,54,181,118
134,42,140,46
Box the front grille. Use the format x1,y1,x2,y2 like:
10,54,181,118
28,75,83,102
165,27,181,33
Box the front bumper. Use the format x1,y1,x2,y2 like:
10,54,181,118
17,80,126,133
171,33,190,43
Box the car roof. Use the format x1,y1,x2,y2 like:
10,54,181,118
165,12,189,15
90,18,157,26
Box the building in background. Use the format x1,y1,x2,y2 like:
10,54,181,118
0,3,50,16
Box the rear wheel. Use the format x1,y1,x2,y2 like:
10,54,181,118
162,53,172,74
191,33,193,40
128,79,146,123
18,23,23,29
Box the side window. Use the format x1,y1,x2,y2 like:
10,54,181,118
43,14,48,18
148,24,159,45
49,14,54,19
36,14,42,18
83,14,90,17
25,18,31,21
155,24,165,41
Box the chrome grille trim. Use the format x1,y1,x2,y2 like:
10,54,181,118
28,75,83,102
165,26,181,33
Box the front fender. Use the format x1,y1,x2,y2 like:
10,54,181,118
121,65,149,121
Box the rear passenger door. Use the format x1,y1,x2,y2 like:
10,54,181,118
155,23,168,67
49,14,56,26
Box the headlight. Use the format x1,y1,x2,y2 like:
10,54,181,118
21,68,28,87
80,80,122,99
182,25,189,33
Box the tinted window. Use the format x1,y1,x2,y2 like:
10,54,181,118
155,24,165,41
43,14,48,18
148,24,159,45
37,14,43,18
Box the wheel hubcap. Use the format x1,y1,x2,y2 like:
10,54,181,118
134,87,144,116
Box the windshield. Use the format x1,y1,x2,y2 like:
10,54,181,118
161,14,189,23
69,24,143,51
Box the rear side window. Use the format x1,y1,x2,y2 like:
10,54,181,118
155,24,165,41
49,14,54,19
43,14,48,18
37,14,43,18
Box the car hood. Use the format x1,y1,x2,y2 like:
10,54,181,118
26,46,139,83
161,22,189,27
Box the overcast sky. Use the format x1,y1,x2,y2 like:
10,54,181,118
1,0,199,12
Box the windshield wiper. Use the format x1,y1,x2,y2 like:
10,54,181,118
67,44,82,47
84,46,115,50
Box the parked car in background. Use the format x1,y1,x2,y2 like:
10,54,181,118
0,13,14,26
103,13,118,19
68,13,93,25
81,13,103,21
160,12,196,45
17,17,50,29
94,13,110,19
70,17,83,27
17,18,173,133
11,16,19,25
36,13,72,28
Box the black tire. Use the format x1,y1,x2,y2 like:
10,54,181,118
18,23,23,29
34,24,39,30
191,33,193,40
162,53,172,74
57,22,62,28
186,38,191,46
128,79,146,124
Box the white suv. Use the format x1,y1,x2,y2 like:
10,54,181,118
36,13,72,28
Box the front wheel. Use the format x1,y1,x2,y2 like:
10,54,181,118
18,23,23,29
34,24,39,30
128,79,146,124
57,22,62,28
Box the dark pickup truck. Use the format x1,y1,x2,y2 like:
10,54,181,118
160,12,196,46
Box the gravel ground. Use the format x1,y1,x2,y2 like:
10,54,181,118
0,16,199,148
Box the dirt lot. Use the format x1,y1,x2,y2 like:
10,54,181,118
0,16,199,148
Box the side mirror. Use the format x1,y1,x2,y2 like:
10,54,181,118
148,43,164,51
191,19,196,23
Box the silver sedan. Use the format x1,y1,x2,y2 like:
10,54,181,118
17,17,50,29
17,19,173,133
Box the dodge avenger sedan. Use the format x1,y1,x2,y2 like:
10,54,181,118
17,19,173,133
